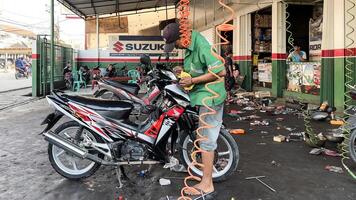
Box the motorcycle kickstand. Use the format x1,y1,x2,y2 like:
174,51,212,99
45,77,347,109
115,166,124,189
115,166,128,189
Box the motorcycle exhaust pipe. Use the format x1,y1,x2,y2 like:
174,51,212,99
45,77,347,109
44,132,161,166
44,131,116,165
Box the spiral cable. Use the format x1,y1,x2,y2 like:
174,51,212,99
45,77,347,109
283,1,295,53
178,0,192,49
178,1,235,199
341,0,356,179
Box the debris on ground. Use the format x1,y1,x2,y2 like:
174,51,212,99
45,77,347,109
230,129,246,135
309,148,342,157
245,176,276,193
271,160,281,167
163,157,187,172
325,165,344,174
159,178,171,186
243,106,255,111
250,119,271,126
323,149,342,157
257,142,267,145
330,119,345,126
286,132,305,142
309,148,324,155
284,127,296,132
273,135,286,143
276,118,284,122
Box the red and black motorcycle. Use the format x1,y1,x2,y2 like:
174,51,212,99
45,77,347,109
41,75,239,184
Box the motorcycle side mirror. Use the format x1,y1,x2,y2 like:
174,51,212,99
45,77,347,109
158,54,161,62
140,54,152,67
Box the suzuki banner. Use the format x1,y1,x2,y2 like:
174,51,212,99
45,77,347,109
109,35,181,57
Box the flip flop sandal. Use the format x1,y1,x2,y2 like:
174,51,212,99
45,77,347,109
160,190,217,200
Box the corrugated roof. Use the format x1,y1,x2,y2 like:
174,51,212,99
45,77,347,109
58,0,177,19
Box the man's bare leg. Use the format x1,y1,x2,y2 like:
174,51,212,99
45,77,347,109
186,151,215,195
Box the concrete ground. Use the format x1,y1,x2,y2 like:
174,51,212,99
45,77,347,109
0,70,32,93
0,91,355,200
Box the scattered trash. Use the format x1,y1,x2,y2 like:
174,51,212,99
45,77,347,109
285,127,296,132
257,142,267,145
330,119,345,126
324,149,342,157
230,129,246,135
138,170,148,177
273,135,286,143
250,120,270,126
159,178,171,186
228,109,245,117
325,165,343,174
276,118,284,122
261,131,268,134
245,176,276,192
309,148,324,155
286,132,305,142
164,156,187,172
317,132,327,141
309,148,342,157
118,196,124,200
255,91,271,98
237,115,261,121
271,160,281,167
243,106,255,111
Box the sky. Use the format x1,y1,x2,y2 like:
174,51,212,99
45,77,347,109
0,0,85,49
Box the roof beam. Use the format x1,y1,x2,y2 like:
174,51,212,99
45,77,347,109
90,0,97,14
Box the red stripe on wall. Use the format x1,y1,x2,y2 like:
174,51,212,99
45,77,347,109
322,48,356,57
32,54,39,59
77,58,183,62
232,55,252,61
272,53,287,60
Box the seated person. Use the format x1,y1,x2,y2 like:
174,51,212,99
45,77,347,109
104,64,116,78
63,62,72,75
288,44,307,62
15,57,27,73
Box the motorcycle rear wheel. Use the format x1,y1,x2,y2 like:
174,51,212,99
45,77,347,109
349,129,356,163
179,127,239,182
48,121,103,180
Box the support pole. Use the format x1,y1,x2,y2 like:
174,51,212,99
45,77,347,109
50,0,55,91
96,14,99,67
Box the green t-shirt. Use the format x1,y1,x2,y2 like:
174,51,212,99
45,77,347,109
183,31,227,107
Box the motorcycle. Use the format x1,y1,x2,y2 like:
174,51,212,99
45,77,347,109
94,54,177,115
40,72,239,185
15,67,28,79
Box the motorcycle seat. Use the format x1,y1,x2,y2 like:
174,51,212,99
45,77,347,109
65,95,133,120
103,79,140,95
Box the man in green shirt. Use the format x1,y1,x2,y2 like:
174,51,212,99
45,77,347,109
162,23,226,196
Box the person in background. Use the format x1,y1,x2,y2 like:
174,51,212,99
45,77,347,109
223,45,235,103
105,64,116,78
15,57,27,75
63,62,72,75
288,44,307,62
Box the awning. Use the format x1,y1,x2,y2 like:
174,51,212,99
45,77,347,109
58,0,177,19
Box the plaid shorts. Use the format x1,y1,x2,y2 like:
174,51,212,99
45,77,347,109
198,104,224,151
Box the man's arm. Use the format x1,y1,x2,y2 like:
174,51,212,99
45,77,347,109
179,69,226,87
192,69,226,84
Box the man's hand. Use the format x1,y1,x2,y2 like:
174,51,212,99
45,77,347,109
179,76,193,87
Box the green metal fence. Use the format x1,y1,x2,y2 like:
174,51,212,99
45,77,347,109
32,35,74,97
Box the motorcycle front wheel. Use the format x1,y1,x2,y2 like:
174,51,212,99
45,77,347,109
179,127,239,182
48,121,103,180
